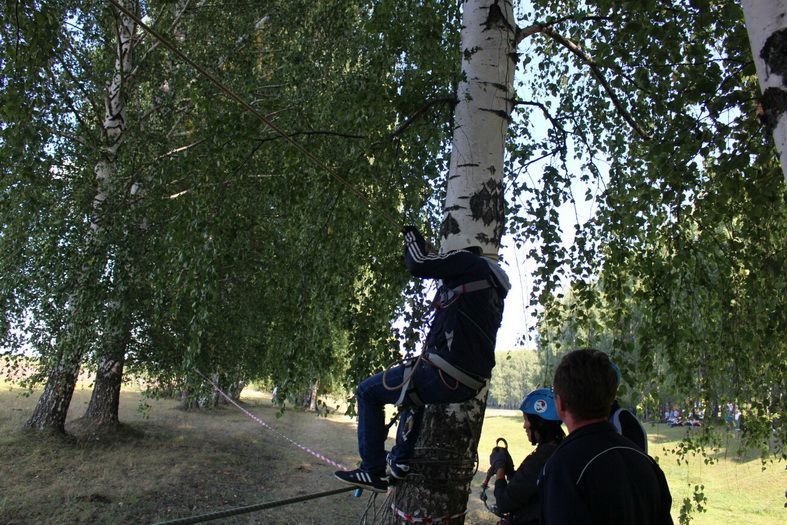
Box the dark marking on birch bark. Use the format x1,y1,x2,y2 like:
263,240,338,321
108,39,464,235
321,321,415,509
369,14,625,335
759,87,787,132
464,46,481,61
761,28,787,86
479,107,512,121
469,177,505,244
479,81,509,91
439,214,461,240
458,163,480,168
485,1,514,32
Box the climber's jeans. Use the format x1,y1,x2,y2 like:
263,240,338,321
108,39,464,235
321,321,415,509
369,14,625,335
356,359,476,473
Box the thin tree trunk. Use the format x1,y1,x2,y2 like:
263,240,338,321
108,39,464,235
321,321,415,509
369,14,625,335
741,0,787,182
25,257,103,433
303,382,319,411
395,1,515,522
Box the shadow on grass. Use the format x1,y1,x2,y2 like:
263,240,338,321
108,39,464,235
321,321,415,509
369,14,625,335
0,389,368,524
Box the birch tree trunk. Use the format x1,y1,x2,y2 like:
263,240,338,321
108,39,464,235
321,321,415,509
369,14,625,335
393,1,515,522
26,1,138,434
24,344,83,433
81,0,138,434
741,0,787,182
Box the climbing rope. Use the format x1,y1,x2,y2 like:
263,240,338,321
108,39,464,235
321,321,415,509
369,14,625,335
151,486,356,525
194,369,349,471
105,0,402,231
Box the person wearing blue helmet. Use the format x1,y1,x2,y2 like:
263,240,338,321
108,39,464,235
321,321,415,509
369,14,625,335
483,387,565,525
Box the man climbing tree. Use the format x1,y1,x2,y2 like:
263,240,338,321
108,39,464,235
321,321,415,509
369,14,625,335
388,0,517,520
334,0,516,509
335,226,510,492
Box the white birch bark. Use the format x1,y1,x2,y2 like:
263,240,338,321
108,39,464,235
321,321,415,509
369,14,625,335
741,0,787,182
395,1,516,523
94,0,136,214
82,0,140,431
440,0,516,255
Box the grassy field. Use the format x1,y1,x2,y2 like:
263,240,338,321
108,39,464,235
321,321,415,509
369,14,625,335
0,383,783,524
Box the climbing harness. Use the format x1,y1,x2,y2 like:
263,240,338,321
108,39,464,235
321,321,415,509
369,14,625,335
384,355,424,408
423,353,487,391
386,276,497,408
386,351,488,409
432,279,495,309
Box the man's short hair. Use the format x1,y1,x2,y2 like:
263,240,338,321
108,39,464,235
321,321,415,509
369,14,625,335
553,348,617,421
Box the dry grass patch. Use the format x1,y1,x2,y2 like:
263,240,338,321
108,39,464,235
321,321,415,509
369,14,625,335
0,385,368,524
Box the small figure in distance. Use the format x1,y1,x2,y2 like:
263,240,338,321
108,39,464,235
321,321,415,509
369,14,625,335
540,348,673,525
334,225,510,493
483,387,565,525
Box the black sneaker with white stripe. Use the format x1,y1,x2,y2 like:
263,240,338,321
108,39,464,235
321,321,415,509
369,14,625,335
334,468,388,492
386,453,411,480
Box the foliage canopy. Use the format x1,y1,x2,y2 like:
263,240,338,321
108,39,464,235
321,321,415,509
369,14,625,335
0,0,783,465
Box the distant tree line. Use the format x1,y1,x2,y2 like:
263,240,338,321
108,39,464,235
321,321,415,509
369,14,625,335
487,350,543,409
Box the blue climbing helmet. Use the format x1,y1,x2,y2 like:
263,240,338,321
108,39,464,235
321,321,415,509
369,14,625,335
520,387,561,421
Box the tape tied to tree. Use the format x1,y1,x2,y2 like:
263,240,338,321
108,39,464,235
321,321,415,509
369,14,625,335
390,504,467,524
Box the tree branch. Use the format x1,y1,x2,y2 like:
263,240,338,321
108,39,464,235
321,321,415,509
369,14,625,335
540,26,651,140
515,15,613,45
254,130,366,144
514,100,568,140
516,18,651,140
129,0,191,83
155,138,207,160
388,96,457,140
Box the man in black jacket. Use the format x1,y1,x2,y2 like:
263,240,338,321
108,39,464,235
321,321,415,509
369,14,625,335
539,349,673,525
335,226,510,492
